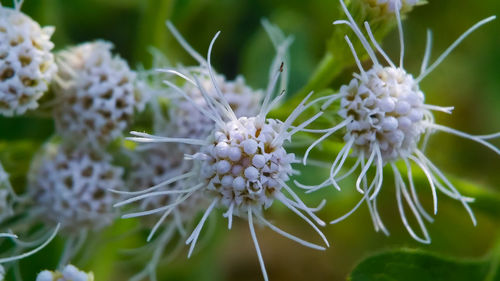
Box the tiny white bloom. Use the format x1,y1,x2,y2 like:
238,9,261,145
36,264,94,281
119,22,328,281
0,0,57,116
301,0,498,243
53,41,145,145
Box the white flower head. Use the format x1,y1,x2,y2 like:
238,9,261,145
119,22,328,281
28,144,122,234
36,264,94,281
302,0,498,244
0,0,57,116
53,41,145,145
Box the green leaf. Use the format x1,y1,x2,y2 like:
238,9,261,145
349,248,500,281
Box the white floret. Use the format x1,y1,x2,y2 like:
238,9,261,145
0,4,57,116
36,265,94,281
53,41,145,145
339,65,428,161
201,117,295,213
35,270,53,281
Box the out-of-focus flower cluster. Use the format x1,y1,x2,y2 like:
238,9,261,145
0,0,498,280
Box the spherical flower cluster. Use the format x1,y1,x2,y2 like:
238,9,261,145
201,116,295,213
170,73,262,141
122,23,328,281
302,0,498,244
53,41,144,145
36,264,94,281
339,66,429,161
0,3,57,116
29,145,122,234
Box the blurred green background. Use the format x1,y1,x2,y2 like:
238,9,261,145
1,0,500,280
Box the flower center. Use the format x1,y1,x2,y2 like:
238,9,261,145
200,116,294,213
340,66,429,161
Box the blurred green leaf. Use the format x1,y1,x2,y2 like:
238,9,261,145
349,248,500,281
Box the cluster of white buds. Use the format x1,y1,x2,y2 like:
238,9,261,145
338,66,428,161
53,41,145,145
36,264,94,281
120,22,329,281
201,117,295,213
0,0,57,116
301,0,499,244
28,144,122,234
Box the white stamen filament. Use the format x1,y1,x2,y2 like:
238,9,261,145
248,209,269,281
186,199,218,258
255,213,326,251
0,224,60,264
417,16,496,82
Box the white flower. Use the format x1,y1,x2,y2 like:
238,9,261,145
301,0,498,243
118,22,328,281
36,264,94,281
28,145,122,234
0,0,57,116
53,41,144,145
